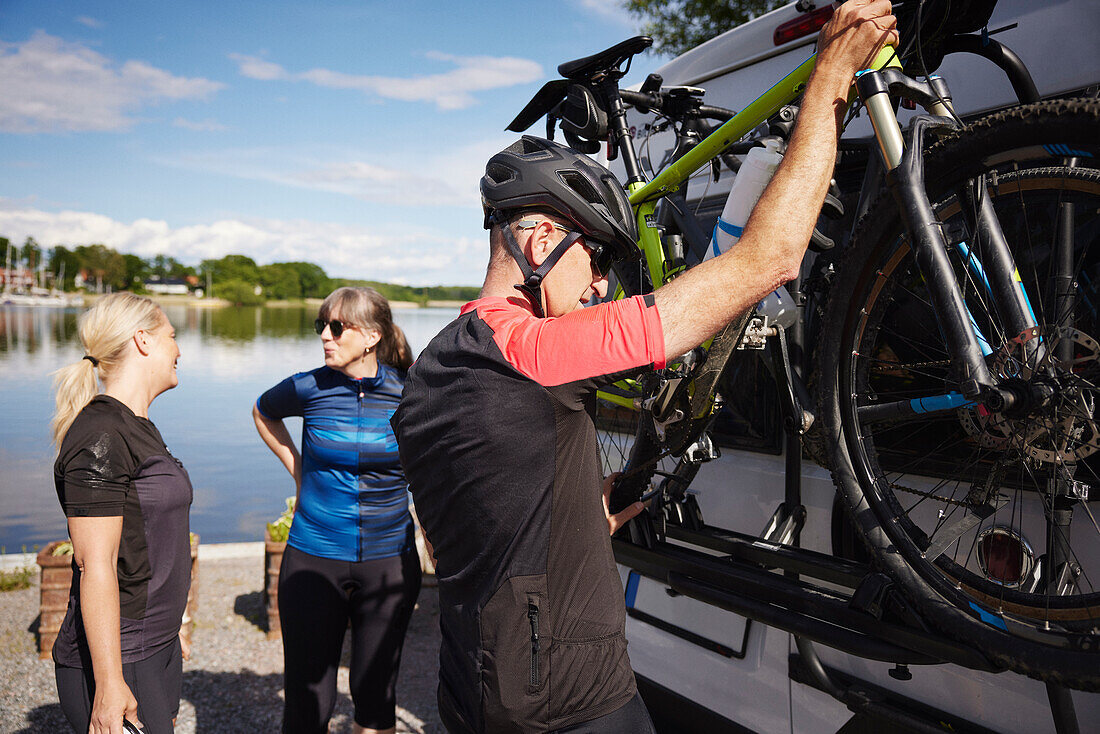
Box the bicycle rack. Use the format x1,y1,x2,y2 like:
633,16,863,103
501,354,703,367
614,522,997,670
615,513,1083,733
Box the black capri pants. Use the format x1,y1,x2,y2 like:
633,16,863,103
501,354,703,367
278,544,422,733
55,636,183,734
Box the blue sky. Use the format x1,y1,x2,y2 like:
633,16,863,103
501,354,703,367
0,0,662,285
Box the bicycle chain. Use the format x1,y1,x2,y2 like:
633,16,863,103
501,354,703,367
882,480,969,508
871,359,952,372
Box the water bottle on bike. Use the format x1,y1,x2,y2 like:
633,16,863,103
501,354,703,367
707,138,796,329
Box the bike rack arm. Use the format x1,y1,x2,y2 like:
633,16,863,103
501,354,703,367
663,524,868,589
668,571,938,665
945,34,1040,105
614,536,1002,672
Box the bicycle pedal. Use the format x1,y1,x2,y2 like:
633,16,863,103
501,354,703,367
738,316,770,350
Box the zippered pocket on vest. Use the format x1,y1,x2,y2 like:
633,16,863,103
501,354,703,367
527,597,541,689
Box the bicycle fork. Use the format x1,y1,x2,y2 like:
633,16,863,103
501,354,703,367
855,69,1038,413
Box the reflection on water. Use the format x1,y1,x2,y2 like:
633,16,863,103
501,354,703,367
0,303,458,551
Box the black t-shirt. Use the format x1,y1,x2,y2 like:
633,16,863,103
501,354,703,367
392,295,664,733
52,395,194,667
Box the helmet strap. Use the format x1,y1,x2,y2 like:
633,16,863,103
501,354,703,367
492,210,583,319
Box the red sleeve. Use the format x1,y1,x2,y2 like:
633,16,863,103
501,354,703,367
472,295,666,387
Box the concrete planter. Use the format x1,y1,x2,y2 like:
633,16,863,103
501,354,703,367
263,528,286,640
36,535,200,660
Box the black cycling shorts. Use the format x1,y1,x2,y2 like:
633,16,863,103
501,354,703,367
278,544,421,733
547,692,655,734
55,636,182,734
549,692,656,734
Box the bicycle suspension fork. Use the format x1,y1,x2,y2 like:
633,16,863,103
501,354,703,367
855,69,1037,410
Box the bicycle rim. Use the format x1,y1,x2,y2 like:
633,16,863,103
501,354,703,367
850,167,1100,614
822,99,1100,687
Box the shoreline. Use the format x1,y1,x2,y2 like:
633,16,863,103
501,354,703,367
0,541,265,572
69,294,466,309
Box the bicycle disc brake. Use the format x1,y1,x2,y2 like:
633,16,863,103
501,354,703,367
958,325,1100,464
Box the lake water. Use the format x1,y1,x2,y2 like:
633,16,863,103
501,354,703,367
0,303,458,553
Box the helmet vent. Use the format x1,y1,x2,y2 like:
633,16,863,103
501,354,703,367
598,174,629,226
485,162,516,186
558,170,602,207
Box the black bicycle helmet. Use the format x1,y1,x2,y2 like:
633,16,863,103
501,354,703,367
481,135,639,261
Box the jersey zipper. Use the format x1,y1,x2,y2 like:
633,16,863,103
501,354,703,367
356,380,365,563
527,599,541,688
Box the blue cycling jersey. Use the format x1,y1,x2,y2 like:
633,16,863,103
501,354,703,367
257,364,412,561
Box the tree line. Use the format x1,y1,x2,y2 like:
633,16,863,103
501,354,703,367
2,235,478,306
626,0,785,56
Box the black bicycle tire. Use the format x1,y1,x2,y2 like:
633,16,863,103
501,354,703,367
818,98,1100,689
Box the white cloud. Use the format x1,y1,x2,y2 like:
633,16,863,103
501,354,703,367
229,51,542,110
156,134,512,209
0,200,487,285
75,16,104,29
227,53,288,81
173,117,228,132
574,0,637,28
0,32,224,133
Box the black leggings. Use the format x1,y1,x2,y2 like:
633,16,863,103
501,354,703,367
55,636,182,734
278,545,422,733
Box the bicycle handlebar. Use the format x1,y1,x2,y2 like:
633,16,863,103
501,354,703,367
619,89,735,124
619,89,660,113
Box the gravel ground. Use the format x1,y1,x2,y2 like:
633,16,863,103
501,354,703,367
0,546,443,733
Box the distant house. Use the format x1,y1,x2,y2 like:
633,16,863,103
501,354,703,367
144,277,190,295
0,267,34,291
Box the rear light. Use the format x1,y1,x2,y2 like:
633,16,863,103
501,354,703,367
774,4,836,46
976,526,1034,587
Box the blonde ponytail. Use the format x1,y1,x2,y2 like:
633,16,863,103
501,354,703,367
51,293,164,447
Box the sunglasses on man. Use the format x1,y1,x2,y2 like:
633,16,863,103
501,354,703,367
515,219,614,277
314,318,355,338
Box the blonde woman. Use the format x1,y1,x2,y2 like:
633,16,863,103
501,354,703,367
253,286,419,734
51,293,191,734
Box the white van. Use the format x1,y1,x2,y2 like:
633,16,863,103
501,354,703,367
604,2,1100,732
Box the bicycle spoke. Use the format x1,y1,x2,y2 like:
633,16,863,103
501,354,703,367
838,160,1100,642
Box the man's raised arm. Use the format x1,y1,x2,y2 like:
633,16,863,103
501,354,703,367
654,0,898,358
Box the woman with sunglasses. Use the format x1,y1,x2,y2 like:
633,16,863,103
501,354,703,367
252,286,419,734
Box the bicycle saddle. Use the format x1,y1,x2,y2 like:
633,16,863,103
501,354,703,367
558,36,653,81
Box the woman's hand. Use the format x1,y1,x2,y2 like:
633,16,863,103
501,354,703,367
179,629,191,661
88,677,140,734
602,473,645,536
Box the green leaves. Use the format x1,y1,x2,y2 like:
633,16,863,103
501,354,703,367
625,0,786,57
266,496,296,543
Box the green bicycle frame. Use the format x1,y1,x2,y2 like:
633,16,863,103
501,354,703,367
628,47,901,290
600,47,901,416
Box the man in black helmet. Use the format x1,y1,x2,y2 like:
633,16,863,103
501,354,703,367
393,3,897,732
